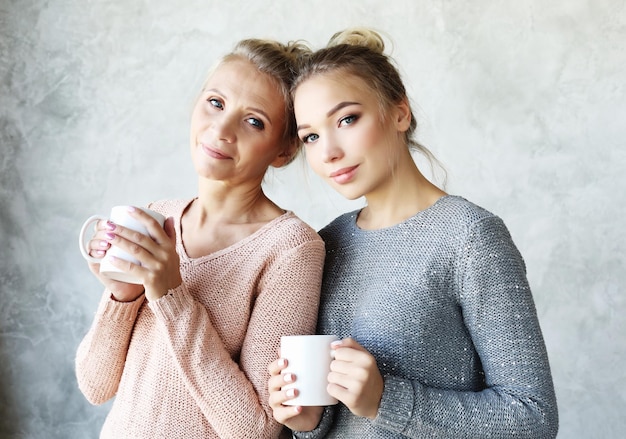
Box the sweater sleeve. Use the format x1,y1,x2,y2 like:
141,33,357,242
372,215,558,438
75,291,146,404
149,238,325,439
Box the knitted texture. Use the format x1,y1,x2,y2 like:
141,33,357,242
76,199,325,439
294,195,558,439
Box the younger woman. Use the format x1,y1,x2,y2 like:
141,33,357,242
268,28,558,438
76,38,324,439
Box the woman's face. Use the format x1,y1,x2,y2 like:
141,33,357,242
190,59,288,185
294,72,410,201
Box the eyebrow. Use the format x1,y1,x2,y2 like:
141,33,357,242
205,88,273,125
297,101,361,131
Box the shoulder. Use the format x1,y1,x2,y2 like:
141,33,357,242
443,197,523,265
434,195,496,224
266,211,324,248
429,195,510,236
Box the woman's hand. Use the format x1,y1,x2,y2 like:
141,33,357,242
267,356,324,432
85,218,144,302
329,338,383,419
87,206,181,302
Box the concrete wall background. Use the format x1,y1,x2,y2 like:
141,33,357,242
1,0,624,437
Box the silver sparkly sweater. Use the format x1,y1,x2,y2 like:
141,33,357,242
294,196,558,438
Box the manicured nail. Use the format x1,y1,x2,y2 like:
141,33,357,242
285,388,296,398
99,240,109,248
105,221,116,231
127,206,136,212
278,358,287,368
105,232,115,240
283,373,294,383
331,340,342,348
95,250,105,256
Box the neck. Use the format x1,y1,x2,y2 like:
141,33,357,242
358,160,447,230
191,178,280,226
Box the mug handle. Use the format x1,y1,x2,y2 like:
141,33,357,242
78,215,108,263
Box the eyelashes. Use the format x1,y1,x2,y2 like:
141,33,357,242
205,97,265,131
339,114,359,126
301,113,360,144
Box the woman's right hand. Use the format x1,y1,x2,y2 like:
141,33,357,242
268,357,324,433
85,219,145,302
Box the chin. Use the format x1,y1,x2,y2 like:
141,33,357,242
335,188,365,201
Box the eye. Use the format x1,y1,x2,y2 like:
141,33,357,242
208,98,223,109
301,133,319,144
246,117,265,130
339,114,358,127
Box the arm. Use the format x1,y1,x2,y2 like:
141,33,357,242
150,239,325,439
372,216,558,438
75,291,146,404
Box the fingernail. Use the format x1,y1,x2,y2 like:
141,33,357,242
284,373,294,383
285,388,296,398
105,232,115,240
95,250,105,256
127,206,136,212
278,358,286,368
105,221,116,231
99,240,109,248
331,340,342,347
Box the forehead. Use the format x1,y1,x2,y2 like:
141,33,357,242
205,59,286,113
294,71,375,112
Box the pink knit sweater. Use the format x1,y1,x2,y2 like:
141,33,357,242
76,199,325,438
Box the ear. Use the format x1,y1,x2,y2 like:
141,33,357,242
271,138,299,168
393,97,412,133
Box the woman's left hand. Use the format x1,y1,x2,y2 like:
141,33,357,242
103,207,182,301
328,338,384,419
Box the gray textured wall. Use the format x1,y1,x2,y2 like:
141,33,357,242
1,0,624,438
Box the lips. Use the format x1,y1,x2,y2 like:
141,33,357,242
201,143,231,160
330,165,358,184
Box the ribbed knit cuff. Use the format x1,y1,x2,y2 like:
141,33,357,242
97,291,145,322
148,283,193,321
293,406,334,438
372,375,414,434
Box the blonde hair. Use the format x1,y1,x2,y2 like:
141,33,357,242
202,38,311,163
295,28,444,178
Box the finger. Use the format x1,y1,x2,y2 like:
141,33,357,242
332,337,367,353
88,237,110,257
328,369,363,391
268,357,288,376
329,360,360,378
327,380,353,401
127,206,169,245
271,403,302,424
163,217,176,243
267,364,293,392
268,382,299,407
268,372,300,409
85,222,115,252
104,231,149,262
332,352,376,375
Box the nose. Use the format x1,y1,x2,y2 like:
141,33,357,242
211,113,237,144
320,136,343,163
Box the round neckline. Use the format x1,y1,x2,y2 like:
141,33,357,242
350,195,453,233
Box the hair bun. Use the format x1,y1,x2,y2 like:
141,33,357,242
327,27,385,54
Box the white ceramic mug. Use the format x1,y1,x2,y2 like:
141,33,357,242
78,205,166,284
281,334,339,406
